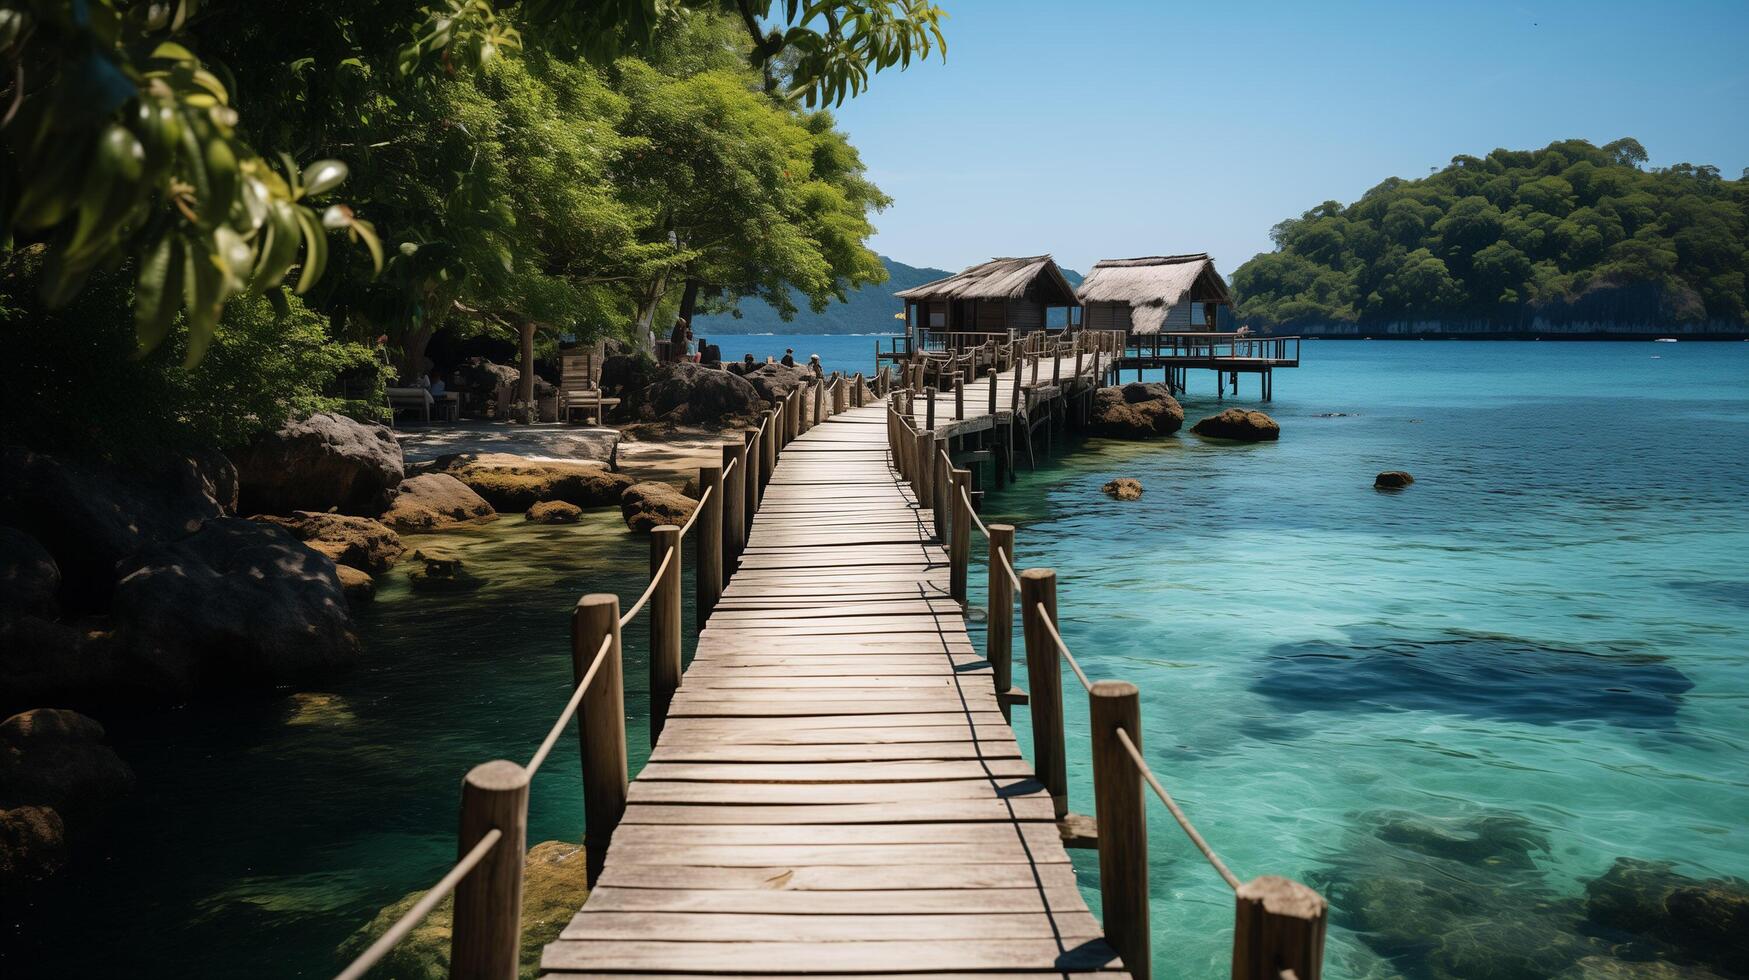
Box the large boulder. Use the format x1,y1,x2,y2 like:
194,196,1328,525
251,512,406,573
1088,384,1184,439
110,519,359,697
0,709,134,825
379,474,497,533
339,840,589,980
0,615,120,713
643,362,764,425
1191,408,1280,442
598,352,661,418
742,362,813,404
427,453,632,511
0,527,60,620
1375,470,1415,489
453,357,520,396
620,482,697,534
231,413,404,516
335,565,376,604
526,500,583,525
0,805,66,891
0,448,236,612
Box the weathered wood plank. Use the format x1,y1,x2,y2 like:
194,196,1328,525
541,937,1124,972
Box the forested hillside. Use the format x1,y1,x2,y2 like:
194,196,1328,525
1232,139,1748,332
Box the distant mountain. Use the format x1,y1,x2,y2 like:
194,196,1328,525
693,256,1083,335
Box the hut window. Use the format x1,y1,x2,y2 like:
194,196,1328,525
1190,302,1206,325
928,307,945,328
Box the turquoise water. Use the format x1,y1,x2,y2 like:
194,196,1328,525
4,338,1745,978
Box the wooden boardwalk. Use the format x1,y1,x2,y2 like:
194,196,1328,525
541,402,1127,977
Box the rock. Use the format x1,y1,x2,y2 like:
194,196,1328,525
0,615,120,712
1375,470,1415,489
1088,384,1184,438
0,447,236,613
453,357,520,396
379,474,497,533
526,500,583,525
1585,858,1749,976
110,519,359,697
0,709,134,825
0,805,67,891
407,552,483,593
335,565,375,604
1191,408,1280,442
338,839,589,980
0,527,60,619
1102,478,1144,501
742,362,813,404
620,482,698,534
1556,957,1728,979
230,412,404,516
250,512,406,573
598,352,661,417
642,362,764,425
427,453,632,511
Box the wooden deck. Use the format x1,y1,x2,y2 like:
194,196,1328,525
541,402,1127,977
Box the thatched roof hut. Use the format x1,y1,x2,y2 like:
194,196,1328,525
896,255,1080,342
1076,254,1232,334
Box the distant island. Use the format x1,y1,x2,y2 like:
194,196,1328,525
1231,138,1749,338
693,256,1083,335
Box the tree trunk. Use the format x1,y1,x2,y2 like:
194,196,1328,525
634,274,668,352
678,278,700,327
518,321,537,407
398,324,437,382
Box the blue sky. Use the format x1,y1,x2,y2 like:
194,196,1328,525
829,0,1749,276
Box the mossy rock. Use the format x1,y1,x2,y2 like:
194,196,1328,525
338,840,589,979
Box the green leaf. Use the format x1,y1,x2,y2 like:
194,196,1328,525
293,206,329,294
301,159,349,198
133,235,184,357
181,243,225,368
201,139,237,228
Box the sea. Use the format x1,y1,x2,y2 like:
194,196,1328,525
4,335,1746,978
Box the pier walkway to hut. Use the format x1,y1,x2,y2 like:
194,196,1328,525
336,348,1329,980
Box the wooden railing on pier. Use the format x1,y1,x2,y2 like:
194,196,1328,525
336,345,1327,980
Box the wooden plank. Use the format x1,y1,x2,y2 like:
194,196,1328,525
607,822,1060,847
619,798,1058,825
625,779,1049,805
541,938,1123,972
636,760,1038,783
579,884,1093,914
560,911,1103,942
599,842,1072,867
647,741,1021,763
591,861,1082,891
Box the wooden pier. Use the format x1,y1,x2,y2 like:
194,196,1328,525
337,345,1328,980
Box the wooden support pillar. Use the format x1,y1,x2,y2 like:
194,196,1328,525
949,468,971,604
954,376,964,420
1052,347,1061,386
987,367,998,416
932,439,950,544
988,523,1016,721
721,441,744,572
925,386,937,430
1091,681,1149,980
451,759,530,980
648,524,682,743
912,427,932,504
571,593,626,887
1030,350,1039,386
763,408,778,489
695,463,723,629
1232,878,1328,980
812,379,823,428
742,429,758,542
1020,568,1067,818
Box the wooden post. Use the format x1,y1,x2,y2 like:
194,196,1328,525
696,463,723,628
1091,681,1149,980
763,408,778,489
932,439,949,544
925,386,937,430
954,375,964,420
571,593,626,887
1030,350,1039,386
812,380,823,428
1052,346,1061,386
988,367,998,416
913,428,933,507
1232,877,1328,980
722,440,744,571
649,524,682,743
742,429,758,540
451,759,529,980
988,524,1015,720
949,468,971,605
1020,568,1067,818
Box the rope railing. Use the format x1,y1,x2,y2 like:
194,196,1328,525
525,632,613,776
1033,601,1093,694
334,828,504,980
1115,728,1242,891
677,481,713,538
618,544,673,628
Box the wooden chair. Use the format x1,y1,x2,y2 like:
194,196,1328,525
559,349,621,424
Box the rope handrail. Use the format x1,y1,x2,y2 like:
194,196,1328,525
958,484,989,539
525,632,613,776
333,827,504,980
995,543,1023,593
677,482,713,538
1034,601,1093,694
722,455,738,481
618,545,674,628
1115,727,1242,891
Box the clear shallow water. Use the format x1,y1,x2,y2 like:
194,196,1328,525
972,340,1749,977
4,338,1745,978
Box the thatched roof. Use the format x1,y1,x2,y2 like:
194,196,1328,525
1075,254,1231,334
895,255,1080,305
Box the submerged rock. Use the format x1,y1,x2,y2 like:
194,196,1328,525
1375,470,1415,489
335,565,375,604
620,482,697,534
110,519,359,697
379,474,497,533
1585,858,1749,976
1088,384,1183,439
408,552,483,593
231,412,404,516
427,453,630,511
338,840,589,979
1102,478,1144,501
526,500,583,525
1191,408,1280,442
251,512,407,573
